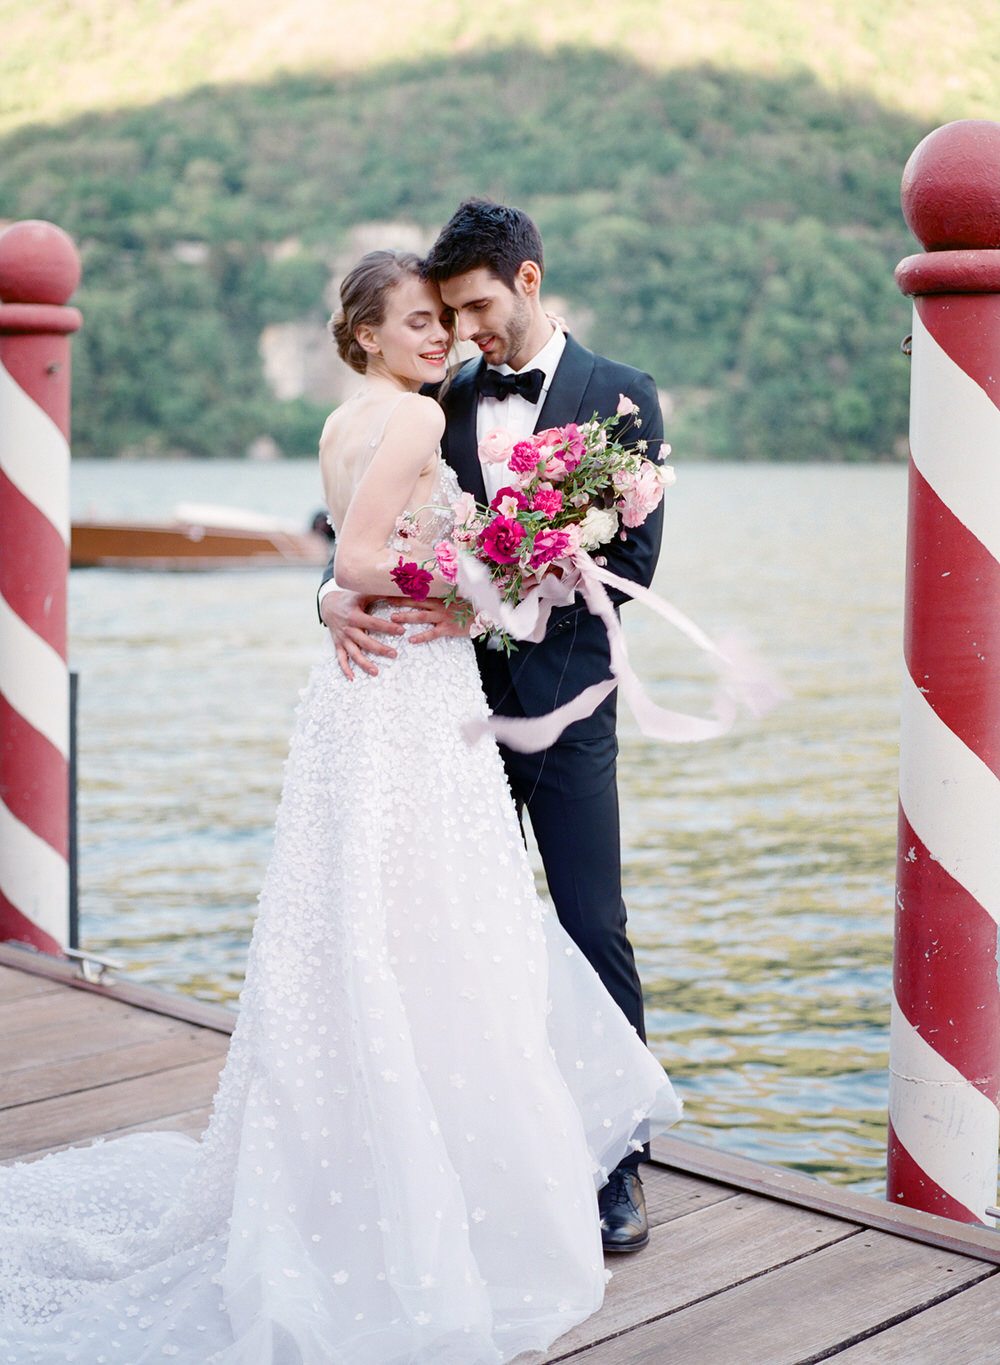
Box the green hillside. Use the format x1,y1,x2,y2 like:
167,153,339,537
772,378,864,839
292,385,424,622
2,3,996,460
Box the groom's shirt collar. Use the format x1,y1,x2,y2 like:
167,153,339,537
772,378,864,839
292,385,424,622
477,325,566,499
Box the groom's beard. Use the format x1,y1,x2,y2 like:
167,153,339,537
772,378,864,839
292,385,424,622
486,295,532,368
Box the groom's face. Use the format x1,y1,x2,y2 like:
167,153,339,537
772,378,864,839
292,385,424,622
437,267,533,369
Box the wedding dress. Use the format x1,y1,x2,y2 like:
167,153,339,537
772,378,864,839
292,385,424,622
0,426,681,1364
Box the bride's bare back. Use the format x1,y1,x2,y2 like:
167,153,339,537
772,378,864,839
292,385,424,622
319,385,448,599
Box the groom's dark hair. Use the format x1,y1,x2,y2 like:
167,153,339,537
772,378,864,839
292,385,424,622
423,199,544,290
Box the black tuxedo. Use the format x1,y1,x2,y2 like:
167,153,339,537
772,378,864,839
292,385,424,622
440,336,664,737
440,338,664,1170
322,336,664,1168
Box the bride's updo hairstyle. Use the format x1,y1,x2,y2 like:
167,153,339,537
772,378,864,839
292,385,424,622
330,250,424,374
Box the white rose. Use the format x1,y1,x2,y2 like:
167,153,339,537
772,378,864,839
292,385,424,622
578,506,620,551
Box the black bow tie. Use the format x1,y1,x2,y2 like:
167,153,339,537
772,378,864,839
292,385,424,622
477,367,546,404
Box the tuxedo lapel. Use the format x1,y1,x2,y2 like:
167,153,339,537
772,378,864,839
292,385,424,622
534,335,596,433
441,359,488,503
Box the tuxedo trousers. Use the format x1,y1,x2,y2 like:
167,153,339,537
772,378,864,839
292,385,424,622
499,729,650,1170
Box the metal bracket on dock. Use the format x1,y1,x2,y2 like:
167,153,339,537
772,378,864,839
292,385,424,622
62,947,124,984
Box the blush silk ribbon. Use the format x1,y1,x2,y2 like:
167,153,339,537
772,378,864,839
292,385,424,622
456,552,786,754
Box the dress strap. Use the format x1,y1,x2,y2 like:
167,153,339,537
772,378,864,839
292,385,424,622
368,392,412,449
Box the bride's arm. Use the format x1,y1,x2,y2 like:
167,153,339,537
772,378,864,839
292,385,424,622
325,395,451,599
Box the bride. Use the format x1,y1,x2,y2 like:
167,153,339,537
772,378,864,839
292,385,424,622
0,251,680,1364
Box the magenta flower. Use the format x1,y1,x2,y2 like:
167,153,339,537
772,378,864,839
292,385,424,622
561,423,586,470
479,515,526,565
531,487,563,518
489,485,529,512
528,528,571,570
508,441,540,475
390,557,433,600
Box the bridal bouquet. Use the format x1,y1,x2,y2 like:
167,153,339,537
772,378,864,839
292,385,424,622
390,397,781,752
390,396,674,651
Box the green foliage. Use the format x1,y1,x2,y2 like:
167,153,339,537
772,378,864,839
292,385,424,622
0,51,926,459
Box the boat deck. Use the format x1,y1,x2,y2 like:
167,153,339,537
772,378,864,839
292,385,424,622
2,942,998,1363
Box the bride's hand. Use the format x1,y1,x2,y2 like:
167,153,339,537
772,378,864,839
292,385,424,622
321,587,407,680
391,598,471,645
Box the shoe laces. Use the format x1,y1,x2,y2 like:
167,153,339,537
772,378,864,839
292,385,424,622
604,1171,635,1206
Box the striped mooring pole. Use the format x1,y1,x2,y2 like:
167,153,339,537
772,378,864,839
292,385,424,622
888,121,1000,1224
0,220,82,954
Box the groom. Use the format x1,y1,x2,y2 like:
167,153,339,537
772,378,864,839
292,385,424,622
321,200,665,1252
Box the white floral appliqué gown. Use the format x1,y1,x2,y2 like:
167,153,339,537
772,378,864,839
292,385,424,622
0,450,680,1364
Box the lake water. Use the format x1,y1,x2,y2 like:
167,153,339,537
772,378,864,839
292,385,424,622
69,459,906,1194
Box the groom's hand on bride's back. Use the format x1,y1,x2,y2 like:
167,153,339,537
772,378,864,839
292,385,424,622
321,588,406,681
390,599,470,645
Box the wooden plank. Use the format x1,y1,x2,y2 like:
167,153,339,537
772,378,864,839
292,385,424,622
829,1270,1000,1361
0,1055,225,1159
0,1006,210,1073
641,1164,736,1228
546,1194,857,1360
2,1029,228,1108
0,944,235,1034
558,1229,993,1363
6,1104,215,1165
0,964,63,1002
652,1134,1000,1266
0,987,137,1039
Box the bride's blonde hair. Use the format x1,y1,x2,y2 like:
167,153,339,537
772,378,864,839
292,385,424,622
330,250,425,374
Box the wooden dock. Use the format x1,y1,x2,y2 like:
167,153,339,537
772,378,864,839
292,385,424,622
2,941,998,1362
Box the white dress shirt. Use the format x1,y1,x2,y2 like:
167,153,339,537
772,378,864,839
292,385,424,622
477,325,566,502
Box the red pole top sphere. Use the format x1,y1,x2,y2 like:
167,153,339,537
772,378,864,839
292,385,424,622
902,120,1000,251
0,220,81,305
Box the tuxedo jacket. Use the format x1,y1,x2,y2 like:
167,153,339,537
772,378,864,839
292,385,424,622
441,336,664,740
323,335,665,741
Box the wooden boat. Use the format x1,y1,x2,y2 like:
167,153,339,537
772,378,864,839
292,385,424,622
71,503,333,570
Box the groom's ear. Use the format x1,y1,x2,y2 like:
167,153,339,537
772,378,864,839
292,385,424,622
516,261,543,298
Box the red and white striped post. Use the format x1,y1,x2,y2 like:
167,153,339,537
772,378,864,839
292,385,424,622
0,220,82,954
888,121,1000,1224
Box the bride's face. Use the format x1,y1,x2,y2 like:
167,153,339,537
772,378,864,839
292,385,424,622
364,275,452,388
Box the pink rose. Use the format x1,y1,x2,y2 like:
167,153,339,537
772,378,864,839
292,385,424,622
479,515,526,565
478,428,516,464
508,441,541,475
531,487,563,518
533,427,564,449
542,453,568,482
434,541,458,583
390,557,433,600
451,491,477,525
616,393,638,416
618,462,664,528
562,523,583,556
528,528,571,570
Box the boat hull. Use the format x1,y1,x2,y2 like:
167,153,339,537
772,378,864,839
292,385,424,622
71,521,331,570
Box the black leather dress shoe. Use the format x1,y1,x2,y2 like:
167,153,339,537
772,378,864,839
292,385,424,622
598,1168,649,1252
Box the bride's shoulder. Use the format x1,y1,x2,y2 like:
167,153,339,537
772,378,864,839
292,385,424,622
387,392,445,441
